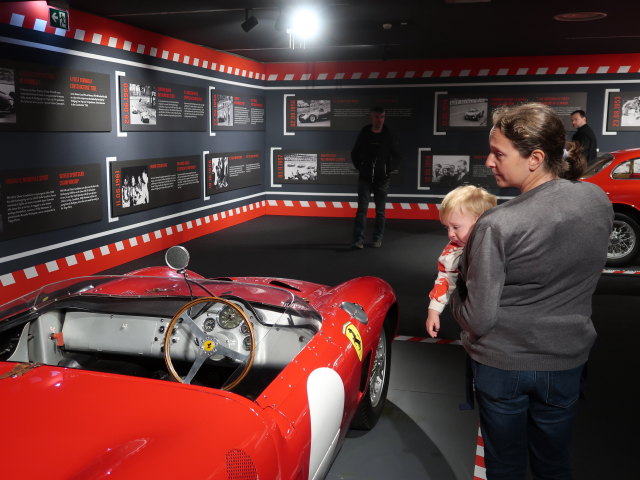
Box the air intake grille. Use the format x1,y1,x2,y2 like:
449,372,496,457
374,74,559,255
225,448,258,480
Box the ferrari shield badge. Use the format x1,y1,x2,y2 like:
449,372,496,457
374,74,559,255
342,321,363,361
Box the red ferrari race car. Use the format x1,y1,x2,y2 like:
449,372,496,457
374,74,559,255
580,148,640,267
0,246,398,479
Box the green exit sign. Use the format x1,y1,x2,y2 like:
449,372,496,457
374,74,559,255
49,7,69,30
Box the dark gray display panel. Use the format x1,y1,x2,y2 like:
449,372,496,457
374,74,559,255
436,92,588,132
0,163,102,239
274,150,356,185
284,94,415,132
0,59,110,132
606,91,640,131
419,151,496,189
119,77,206,132
109,156,201,217
211,91,265,131
205,151,262,195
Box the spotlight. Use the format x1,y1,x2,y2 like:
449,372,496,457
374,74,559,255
287,7,320,40
241,8,258,32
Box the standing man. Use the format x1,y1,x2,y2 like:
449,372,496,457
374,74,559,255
571,110,598,165
351,106,401,249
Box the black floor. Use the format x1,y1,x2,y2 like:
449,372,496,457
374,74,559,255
104,215,640,479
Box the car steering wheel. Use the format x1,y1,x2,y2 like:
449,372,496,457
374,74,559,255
163,297,255,390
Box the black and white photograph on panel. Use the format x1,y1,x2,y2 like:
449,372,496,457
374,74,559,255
432,155,471,186
419,151,498,191
284,153,318,180
0,67,16,124
448,98,488,127
129,84,157,125
296,99,331,127
120,166,150,208
215,94,234,127
211,156,229,189
621,95,640,126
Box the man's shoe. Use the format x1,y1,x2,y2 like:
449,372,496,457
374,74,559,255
372,239,382,248
353,240,364,249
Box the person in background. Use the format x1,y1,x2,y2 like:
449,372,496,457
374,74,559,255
351,106,401,249
426,185,496,338
451,102,613,480
570,109,598,165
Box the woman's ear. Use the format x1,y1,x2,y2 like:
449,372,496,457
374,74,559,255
528,149,545,171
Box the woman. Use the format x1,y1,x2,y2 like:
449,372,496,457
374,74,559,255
451,103,613,480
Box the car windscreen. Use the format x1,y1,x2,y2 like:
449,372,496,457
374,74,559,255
0,275,322,331
581,153,613,178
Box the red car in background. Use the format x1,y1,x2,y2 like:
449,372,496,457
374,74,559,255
0,246,398,479
581,148,640,267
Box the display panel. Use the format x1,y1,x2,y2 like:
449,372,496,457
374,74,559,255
109,156,201,217
0,59,110,132
606,91,640,131
273,150,356,185
419,151,496,189
436,92,587,133
285,94,415,133
119,77,206,132
205,151,262,195
211,91,265,131
0,163,102,240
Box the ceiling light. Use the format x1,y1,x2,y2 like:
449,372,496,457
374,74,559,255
287,7,320,40
241,9,258,32
553,12,607,22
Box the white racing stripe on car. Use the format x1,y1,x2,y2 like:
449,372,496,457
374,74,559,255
307,368,345,480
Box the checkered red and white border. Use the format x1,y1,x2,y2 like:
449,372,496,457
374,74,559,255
3,1,640,82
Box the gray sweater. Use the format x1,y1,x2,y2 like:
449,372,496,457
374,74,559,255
451,179,613,371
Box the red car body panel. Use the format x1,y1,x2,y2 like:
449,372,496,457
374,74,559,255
0,261,397,480
580,148,640,266
0,362,283,479
580,148,640,210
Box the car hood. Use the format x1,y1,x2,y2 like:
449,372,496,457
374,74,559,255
0,362,282,479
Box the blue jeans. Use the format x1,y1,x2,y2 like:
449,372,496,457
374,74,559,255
353,177,390,243
471,360,584,480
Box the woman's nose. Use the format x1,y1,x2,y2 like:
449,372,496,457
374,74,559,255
485,154,495,168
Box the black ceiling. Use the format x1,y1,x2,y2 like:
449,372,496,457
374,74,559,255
64,0,640,64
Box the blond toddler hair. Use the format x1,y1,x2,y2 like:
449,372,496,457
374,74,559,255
439,185,497,222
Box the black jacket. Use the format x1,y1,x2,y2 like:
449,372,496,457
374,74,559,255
351,125,401,182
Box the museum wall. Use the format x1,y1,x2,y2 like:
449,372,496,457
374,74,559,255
2,1,640,300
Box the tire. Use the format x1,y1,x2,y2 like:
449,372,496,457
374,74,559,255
607,212,640,267
309,114,317,123
350,321,392,430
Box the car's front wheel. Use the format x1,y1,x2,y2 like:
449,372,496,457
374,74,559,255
350,322,391,430
607,212,640,267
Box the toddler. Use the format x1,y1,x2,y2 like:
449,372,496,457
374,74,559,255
426,185,496,337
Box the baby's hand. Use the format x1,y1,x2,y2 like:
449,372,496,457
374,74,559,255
426,310,441,338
